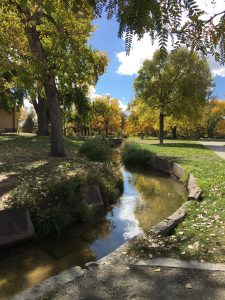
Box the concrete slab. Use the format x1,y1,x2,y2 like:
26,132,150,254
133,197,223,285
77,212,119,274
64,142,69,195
136,258,225,272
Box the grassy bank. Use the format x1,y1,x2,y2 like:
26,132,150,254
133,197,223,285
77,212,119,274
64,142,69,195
0,134,122,236
125,138,225,263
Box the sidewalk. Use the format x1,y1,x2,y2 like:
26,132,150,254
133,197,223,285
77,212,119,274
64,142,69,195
52,252,225,300
198,140,225,159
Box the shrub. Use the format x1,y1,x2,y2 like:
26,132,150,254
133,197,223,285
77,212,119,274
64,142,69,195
79,135,110,161
121,140,155,166
7,163,123,237
22,114,35,133
7,175,91,236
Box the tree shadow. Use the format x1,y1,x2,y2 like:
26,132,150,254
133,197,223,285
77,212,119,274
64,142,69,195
0,135,88,204
53,259,225,299
158,143,210,150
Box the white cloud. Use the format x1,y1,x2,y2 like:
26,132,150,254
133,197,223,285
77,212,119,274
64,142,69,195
89,86,128,111
23,98,33,112
118,100,128,112
208,55,225,77
89,86,102,100
116,1,225,77
196,0,225,22
116,34,159,76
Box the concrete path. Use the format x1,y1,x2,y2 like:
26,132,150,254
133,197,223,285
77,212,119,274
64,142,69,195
13,239,225,300
198,140,225,159
52,254,225,300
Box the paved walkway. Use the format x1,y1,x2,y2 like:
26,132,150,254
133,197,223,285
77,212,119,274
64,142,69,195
14,242,225,300
198,140,225,159
53,254,225,300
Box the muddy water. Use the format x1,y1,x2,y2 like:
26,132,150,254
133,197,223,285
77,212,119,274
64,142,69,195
0,167,186,299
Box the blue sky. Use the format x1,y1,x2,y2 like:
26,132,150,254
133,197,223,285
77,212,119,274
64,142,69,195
90,14,225,110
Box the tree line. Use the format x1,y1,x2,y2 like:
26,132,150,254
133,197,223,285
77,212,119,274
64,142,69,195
1,1,225,155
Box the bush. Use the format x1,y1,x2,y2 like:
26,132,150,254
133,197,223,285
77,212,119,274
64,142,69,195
121,140,155,166
22,114,35,133
7,163,123,237
7,175,91,236
79,135,110,161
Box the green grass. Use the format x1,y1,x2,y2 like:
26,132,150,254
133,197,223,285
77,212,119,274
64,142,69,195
121,139,155,166
127,137,225,263
0,134,122,236
79,135,110,161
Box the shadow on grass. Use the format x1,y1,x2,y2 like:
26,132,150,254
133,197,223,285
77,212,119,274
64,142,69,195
156,143,209,150
0,135,87,198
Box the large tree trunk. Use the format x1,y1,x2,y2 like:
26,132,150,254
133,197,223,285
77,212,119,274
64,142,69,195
33,96,49,136
43,76,65,156
172,126,177,139
21,7,65,156
159,113,164,144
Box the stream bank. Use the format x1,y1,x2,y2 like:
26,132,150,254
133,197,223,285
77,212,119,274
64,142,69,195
1,162,186,299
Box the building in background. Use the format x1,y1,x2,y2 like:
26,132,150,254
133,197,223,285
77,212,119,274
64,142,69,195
0,109,17,133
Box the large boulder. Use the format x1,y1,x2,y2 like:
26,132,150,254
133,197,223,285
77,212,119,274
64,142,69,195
187,174,202,200
0,209,34,249
152,205,186,236
151,156,172,174
172,163,185,179
83,184,104,213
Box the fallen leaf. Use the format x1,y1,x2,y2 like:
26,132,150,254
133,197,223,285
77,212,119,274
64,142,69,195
154,268,161,272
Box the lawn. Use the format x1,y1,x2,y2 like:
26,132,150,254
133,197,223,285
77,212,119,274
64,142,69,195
0,134,85,205
127,138,225,263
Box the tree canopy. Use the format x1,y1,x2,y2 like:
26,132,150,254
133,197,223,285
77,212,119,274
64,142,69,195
0,0,108,155
133,48,213,143
91,0,225,62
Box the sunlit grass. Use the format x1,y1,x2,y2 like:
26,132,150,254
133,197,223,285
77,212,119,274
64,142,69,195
128,137,225,263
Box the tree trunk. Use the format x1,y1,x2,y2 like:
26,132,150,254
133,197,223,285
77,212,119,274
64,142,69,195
159,113,164,144
43,76,65,156
172,126,177,139
33,96,49,136
12,105,16,132
21,8,65,156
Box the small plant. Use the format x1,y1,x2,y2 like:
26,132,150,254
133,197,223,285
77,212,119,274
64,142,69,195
22,113,35,133
79,135,110,162
121,140,155,166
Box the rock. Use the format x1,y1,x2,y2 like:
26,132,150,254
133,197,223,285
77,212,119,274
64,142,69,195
151,156,172,174
83,184,104,212
85,261,99,269
129,233,145,244
152,205,186,236
187,174,202,201
0,209,34,249
172,163,185,179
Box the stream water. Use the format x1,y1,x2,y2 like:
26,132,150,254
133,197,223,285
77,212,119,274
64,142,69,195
0,166,187,299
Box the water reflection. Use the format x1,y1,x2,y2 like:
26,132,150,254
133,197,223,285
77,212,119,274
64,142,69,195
0,166,186,299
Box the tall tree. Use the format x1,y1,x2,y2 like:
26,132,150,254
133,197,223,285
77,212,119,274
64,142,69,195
134,48,213,144
90,95,123,136
1,1,107,156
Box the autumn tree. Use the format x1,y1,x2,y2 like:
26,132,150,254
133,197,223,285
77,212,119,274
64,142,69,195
204,100,225,138
125,99,158,138
134,48,213,144
90,95,122,136
1,1,107,156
